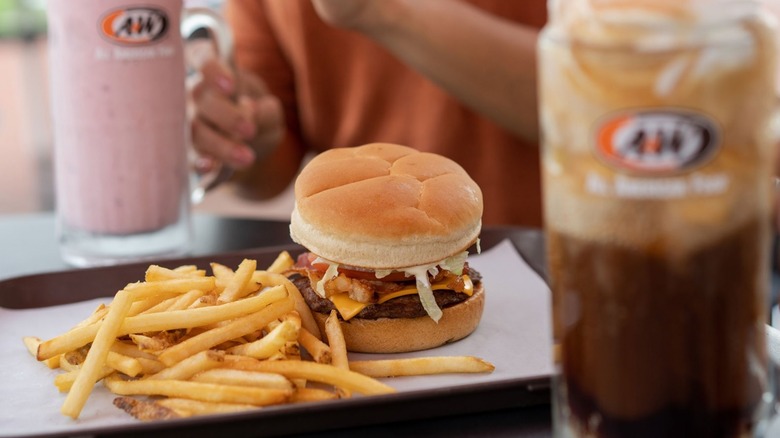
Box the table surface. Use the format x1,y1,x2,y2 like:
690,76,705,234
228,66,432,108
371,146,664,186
0,212,553,438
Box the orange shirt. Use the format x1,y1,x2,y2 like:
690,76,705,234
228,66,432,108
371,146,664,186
225,0,547,226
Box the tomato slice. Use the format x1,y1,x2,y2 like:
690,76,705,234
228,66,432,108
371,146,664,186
303,252,412,282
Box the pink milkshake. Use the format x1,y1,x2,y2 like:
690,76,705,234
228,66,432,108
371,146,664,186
48,0,190,265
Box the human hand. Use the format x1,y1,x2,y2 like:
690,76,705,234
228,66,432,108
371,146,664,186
190,59,284,174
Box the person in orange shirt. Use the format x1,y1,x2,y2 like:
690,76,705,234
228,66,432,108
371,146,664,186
191,0,546,226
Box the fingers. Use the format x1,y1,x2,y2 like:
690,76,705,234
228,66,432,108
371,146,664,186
192,93,284,168
196,88,256,141
192,59,257,143
191,87,255,170
190,60,254,169
195,59,236,99
190,59,284,170
192,118,256,170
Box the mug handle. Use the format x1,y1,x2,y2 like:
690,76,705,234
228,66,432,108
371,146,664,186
181,7,234,204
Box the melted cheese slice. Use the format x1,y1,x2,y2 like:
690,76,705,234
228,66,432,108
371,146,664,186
329,275,473,321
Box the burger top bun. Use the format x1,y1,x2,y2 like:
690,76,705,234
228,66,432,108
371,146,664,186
290,143,483,269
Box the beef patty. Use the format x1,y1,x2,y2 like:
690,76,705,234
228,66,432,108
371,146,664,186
289,266,482,320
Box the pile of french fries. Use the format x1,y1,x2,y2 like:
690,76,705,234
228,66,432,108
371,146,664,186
23,251,495,421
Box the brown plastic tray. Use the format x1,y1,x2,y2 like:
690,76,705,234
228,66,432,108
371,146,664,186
0,227,550,437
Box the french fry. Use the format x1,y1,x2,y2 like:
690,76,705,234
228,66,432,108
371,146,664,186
60,348,87,372
22,336,59,369
146,265,206,281
140,296,178,314
113,396,181,420
124,277,216,297
61,288,134,419
129,332,180,352
225,358,395,396
158,298,294,367
226,320,298,359
60,279,219,418
324,310,350,397
291,387,339,403
106,352,143,377
189,292,218,308
266,251,294,274
210,262,234,286
218,259,257,303
165,289,208,311
125,277,216,317
348,356,495,377
113,390,260,420
156,397,258,416
282,311,302,330
145,265,176,282
239,330,263,343
191,368,294,390
127,296,171,317
110,340,158,360
146,350,225,381
136,357,165,375
251,271,321,339
141,289,207,314
104,375,293,406
265,311,301,335
298,327,331,364
72,304,108,329
283,341,301,360
54,367,114,392
324,311,348,370
290,378,307,389
38,286,286,360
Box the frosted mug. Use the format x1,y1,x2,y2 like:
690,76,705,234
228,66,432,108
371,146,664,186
48,0,192,266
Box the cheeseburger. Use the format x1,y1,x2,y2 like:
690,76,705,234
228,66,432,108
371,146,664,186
288,143,484,353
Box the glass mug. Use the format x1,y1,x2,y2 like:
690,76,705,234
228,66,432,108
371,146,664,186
47,0,229,266
538,0,778,436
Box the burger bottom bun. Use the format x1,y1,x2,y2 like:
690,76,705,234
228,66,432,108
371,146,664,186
313,284,485,354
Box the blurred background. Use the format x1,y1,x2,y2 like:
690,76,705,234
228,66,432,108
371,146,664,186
0,0,295,220
0,0,49,213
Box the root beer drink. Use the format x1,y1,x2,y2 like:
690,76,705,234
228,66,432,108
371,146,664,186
537,1,778,436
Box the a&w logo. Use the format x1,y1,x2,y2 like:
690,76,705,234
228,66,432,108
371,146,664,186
100,7,169,45
595,109,720,174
